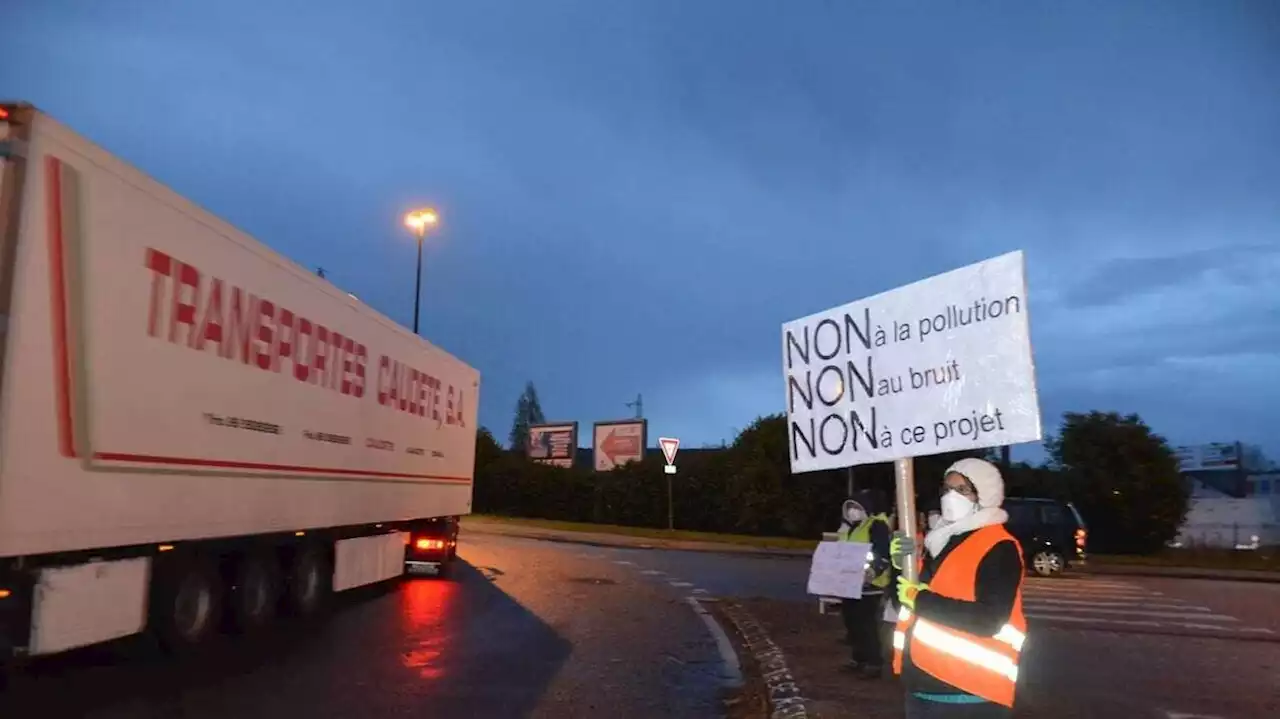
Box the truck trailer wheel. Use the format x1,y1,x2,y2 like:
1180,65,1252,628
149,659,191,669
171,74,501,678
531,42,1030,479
285,547,328,616
231,554,278,632
153,561,222,651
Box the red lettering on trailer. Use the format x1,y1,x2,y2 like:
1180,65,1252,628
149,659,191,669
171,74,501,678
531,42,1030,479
310,324,329,385
419,368,430,414
407,368,421,416
192,277,224,351
141,247,374,404
272,307,295,372
145,248,171,338
168,261,200,345
254,299,275,370
223,287,260,363
377,355,390,405
352,343,367,398
323,331,343,390
291,316,311,381
451,387,467,428
340,336,356,395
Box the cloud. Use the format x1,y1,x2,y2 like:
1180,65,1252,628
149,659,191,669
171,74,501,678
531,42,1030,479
1058,244,1280,308
3,0,1277,458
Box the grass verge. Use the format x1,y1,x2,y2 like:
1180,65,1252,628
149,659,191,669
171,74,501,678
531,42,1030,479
464,514,818,551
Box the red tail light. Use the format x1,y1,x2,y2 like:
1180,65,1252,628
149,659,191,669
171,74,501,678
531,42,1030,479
1075,529,1087,547
415,538,445,551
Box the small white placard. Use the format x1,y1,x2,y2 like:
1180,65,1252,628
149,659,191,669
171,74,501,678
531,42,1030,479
806,540,872,600
664,465,676,474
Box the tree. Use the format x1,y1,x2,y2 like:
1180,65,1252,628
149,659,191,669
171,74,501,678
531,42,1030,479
507,381,547,453
1046,411,1188,554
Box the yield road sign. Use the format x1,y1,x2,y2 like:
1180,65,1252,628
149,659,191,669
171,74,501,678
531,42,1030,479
659,437,680,466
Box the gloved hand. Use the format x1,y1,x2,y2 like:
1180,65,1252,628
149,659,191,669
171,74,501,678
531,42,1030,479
897,576,928,610
890,531,917,570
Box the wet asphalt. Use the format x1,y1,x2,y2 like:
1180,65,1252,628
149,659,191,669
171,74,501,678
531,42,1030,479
6,532,1277,718
1,534,728,719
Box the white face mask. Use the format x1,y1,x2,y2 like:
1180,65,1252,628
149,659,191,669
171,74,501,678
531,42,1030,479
940,490,977,523
927,513,942,530
846,508,865,523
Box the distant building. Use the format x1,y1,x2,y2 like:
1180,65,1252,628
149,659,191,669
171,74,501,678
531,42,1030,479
1175,441,1274,498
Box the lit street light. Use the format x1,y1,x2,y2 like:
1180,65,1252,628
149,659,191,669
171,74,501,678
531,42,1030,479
403,208,439,335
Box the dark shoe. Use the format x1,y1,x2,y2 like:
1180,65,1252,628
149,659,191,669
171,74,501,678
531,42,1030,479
838,660,862,673
856,663,884,680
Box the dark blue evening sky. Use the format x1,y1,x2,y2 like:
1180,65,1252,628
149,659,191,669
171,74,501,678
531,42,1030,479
4,1,1278,458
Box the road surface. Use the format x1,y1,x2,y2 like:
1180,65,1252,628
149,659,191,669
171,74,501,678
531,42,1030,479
1,534,730,718
5,532,1276,718
571,540,1279,718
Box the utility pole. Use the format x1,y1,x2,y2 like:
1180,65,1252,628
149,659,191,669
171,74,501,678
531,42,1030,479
625,393,643,419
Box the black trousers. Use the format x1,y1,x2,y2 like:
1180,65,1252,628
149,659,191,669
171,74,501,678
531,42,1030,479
840,593,884,666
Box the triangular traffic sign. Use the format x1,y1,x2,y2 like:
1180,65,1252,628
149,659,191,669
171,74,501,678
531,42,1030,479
659,437,680,466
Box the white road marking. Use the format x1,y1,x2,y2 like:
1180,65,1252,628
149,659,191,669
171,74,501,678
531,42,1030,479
1025,586,1159,598
613,560,635,566
686,598,743,688
1026,598,1212,611
669,581,694,588
1166,711,1224,719
640,569,665,575
1029,573,1141,585
692,588,710,595
1178,623,1276,634
1026,614,1163,628
1028,613,1270,634
1023,577,1271,636
1025,606,1238,621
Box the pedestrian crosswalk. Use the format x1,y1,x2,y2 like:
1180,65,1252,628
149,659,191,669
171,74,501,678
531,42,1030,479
1022,576,1274,637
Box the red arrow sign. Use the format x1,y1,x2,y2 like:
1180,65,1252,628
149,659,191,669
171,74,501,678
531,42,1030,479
601,429,641,464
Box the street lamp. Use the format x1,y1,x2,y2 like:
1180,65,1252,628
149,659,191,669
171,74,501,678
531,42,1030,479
403,208,439,334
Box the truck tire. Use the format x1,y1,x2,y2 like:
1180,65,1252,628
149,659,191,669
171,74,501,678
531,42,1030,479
231,554,278,632
285,547,327,616
153,561,222,651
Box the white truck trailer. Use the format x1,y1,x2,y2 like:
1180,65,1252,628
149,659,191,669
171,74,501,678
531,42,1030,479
0,102,479,659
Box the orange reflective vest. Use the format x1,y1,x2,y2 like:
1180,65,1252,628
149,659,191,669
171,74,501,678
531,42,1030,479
891,524,1027,708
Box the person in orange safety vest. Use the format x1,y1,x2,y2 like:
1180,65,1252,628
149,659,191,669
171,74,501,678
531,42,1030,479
889,458,1026,718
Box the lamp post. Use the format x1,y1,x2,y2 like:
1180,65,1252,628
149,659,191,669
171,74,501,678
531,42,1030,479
403,208,439,335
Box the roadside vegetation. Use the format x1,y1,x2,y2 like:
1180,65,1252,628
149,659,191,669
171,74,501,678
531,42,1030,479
474,385,1265,567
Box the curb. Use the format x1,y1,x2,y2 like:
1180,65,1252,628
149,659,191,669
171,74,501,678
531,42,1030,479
714,600,811,719
461,521,814,559
1078,563,1280,584
686,597,745,689
462,520,1280,583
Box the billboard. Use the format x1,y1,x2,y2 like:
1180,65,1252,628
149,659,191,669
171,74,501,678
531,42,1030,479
528,422,578,468
782,250,1042,473
594,419,646,472
1175,443,1240,473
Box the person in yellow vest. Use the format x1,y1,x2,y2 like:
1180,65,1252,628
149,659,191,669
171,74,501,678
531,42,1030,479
889,458,1026,717
836,489,892,679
